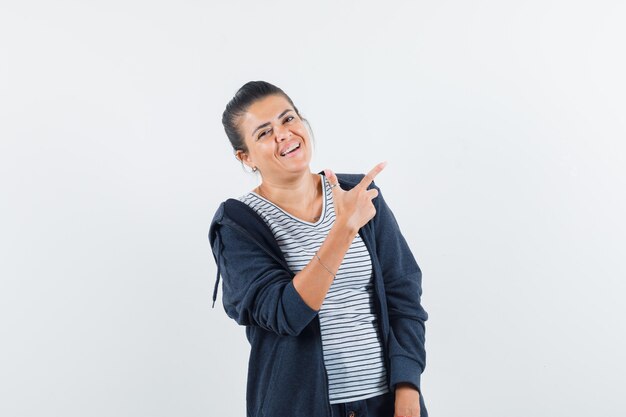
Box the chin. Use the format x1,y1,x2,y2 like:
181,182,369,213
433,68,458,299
282,160,311,174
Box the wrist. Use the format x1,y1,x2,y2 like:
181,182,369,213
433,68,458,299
330,218,359,237
330,218,358,240
395,383,420,396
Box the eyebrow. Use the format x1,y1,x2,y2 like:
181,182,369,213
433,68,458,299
251,109,294,137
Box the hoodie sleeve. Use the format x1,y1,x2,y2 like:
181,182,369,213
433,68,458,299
212,223,319,337
370,182,428,393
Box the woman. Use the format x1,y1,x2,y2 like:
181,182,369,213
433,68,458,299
209,81,428,417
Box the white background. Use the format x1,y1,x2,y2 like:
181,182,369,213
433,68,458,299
1,1,625,416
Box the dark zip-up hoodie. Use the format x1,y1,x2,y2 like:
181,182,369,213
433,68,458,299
209,173,428,417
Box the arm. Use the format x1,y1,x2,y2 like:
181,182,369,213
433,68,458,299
212,163,387,337
214,218,356,336
214,223,318,336
296,164,386,310
213,218,356,335
293,220,356,310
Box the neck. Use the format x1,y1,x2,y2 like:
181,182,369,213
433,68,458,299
256,171,320,209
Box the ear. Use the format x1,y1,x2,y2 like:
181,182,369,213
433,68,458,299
236,149,255,170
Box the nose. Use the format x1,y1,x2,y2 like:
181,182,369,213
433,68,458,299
274,124,291,142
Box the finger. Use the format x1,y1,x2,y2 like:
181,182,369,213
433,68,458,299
323,168,341,190
358,161,387,189
366,188,379,200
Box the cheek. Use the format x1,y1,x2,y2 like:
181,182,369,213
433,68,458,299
258,142,278,159
295,124,309,140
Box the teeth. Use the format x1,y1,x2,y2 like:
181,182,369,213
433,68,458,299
281,143,300,156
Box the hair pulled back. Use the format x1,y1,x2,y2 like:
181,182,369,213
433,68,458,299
222,81,302,154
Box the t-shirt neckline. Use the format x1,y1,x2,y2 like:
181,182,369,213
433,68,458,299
249,174,328,227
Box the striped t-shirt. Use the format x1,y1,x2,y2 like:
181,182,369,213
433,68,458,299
239,174,388,404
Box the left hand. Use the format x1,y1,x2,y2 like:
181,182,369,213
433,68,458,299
394,383,420,417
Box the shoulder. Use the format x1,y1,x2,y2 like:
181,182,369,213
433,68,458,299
336,172,365,187
209,197,286,258
210,198,257,222
209,198,269,245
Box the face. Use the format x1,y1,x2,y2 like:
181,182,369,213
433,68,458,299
237,94,312,181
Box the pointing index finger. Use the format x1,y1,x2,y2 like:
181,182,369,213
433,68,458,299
358,161,387,189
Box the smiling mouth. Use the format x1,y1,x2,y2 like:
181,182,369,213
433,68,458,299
280,143,301,156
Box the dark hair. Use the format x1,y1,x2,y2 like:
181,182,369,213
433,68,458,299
222,81,304,154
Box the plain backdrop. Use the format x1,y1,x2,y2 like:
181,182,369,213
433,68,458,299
1,1,625,416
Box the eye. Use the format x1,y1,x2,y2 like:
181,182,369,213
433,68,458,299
257,129,271,140
284,115,295,123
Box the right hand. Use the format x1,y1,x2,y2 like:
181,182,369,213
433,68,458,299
324,161,387,234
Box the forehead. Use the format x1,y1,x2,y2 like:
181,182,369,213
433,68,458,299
240,95,294,134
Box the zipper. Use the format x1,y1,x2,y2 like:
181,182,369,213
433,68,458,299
358,228,392,388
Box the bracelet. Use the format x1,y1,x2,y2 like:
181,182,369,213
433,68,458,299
315,254,335,278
